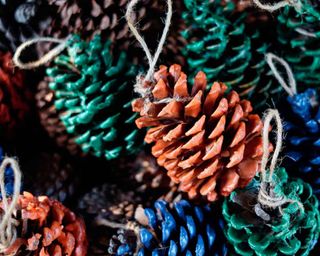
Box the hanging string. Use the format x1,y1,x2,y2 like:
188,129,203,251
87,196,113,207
257,109,304,212
266,53,297,97
126,0,172,96
0,157,22,252
252,0,302,12
12,37,69,69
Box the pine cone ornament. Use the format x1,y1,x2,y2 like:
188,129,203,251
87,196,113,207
0,51,32,138
280,88,320,197
276,2,320,87
181,0,276,109
107,200,228,255
223,167,320,256
3,191,88,255
133,64,264,201
0,0,52,51
23,151,80,204
45,35,144,160
36,80,81,155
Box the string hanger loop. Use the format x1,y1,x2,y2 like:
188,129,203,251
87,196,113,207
252,0,302,12
266,53,297,97
0,157,22,252
12,37,69,70
126,0,173,95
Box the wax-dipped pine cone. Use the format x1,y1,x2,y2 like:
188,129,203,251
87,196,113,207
133,64,265,201
3,192,87,255
0,51,32,138
36,80,81,155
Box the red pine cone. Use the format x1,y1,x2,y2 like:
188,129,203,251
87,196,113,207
0,52,31,137
133,64,265,201
4,192,87,256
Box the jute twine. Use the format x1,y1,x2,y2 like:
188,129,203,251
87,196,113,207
258,109,304,212
126,0,172,98
265,53,297,97
0,157,22,252
252,0,302,12
12,37,70,69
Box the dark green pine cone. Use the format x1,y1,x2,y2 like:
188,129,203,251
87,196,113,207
277,1,320,87
181,0,276,110
223,167,320,256
46,35,145,160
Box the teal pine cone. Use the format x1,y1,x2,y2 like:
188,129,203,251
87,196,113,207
46,35,144,160
222,167,320,256
181,0,276,109
277,1,320,87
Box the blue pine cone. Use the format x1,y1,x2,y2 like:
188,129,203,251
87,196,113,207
46,35,145,160
281,88,320,196
108,200,228,255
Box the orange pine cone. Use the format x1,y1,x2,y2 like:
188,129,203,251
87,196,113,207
133,64,265,201
3,192,87,256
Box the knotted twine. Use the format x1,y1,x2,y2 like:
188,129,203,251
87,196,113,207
0,157,22,252
126,0,179,101
258,109,304,212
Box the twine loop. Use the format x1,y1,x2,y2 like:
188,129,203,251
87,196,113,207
126,0,172,97
0,158,22,252
252,0,302,12
266,53,297,97
12,37,69,69
258,109,304,212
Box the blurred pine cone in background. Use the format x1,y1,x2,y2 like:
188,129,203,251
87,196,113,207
23,151,81,205
0,51,32,139
36,80,82,156
0,0,52,51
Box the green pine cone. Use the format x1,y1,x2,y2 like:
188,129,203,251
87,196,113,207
277,1,320,86
181,0,275,110
223,167,320,256
46,35,144,160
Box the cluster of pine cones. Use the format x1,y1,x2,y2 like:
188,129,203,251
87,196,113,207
0,0,320,255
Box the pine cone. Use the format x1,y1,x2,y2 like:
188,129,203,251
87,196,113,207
0,51,32,138
181,0,278,110
36,80,81,155
78,184,144,255
276,2,320,87
223,168,320,256
133,64,264,201
107,200,228,255
23,151,80,204
4,191,88,255
280,88,320,197
45,35,145,160
0,0,52,51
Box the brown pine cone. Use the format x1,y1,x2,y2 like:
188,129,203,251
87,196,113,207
23,151,80,204
133,64,265,202
0,51,32,138
36,80,81,155
4,192,87,256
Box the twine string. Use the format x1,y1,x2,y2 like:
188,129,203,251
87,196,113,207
258,109,304,212
12,37,69,69
266,53,297,97
252,0,302,12
0,158,22,251
126,0,172,93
